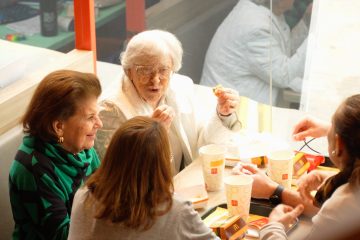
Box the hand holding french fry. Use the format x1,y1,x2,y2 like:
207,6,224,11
213,85,239,116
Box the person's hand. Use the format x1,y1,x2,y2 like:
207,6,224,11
292,116,331,141
239,163,278,199
151,105,175,131
269,204,304,231
215,87,239,116
297,170,335,203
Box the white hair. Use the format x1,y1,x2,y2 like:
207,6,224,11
120,29,183,72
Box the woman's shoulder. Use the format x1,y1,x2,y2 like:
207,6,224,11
170,195,197,217
10,137,42,182
314,183,360,223
99,99,123,116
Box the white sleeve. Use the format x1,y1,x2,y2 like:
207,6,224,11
176,201,220,240
259,222,288,240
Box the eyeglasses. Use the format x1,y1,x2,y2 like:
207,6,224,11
134,64,172,83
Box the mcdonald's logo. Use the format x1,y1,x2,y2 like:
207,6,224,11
233,224,240,231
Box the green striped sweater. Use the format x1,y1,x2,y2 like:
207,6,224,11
9,136,100,240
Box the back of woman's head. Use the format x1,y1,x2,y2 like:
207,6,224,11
315,94,360,207
121,29,183,72
86,116,173,230
333,94,360,184
22,70,101,142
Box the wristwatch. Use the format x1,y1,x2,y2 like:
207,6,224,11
269,184,284,206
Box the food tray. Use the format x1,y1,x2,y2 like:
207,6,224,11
202,199,298,239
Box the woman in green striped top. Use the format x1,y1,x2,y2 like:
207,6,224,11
8,70,103,240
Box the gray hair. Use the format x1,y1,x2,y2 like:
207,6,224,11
120,29,183,72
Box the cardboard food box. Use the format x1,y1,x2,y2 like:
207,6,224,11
203,207,247,240
294,151,325,172
293,152,311,179
250,156,268,168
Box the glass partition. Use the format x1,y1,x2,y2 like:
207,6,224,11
91,0,314,133
0,0,311,110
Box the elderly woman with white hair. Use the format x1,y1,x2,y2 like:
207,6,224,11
95,29,241,174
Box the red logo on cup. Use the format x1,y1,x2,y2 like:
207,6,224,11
282,174,288,180
211,168,217,174
231,200,238,206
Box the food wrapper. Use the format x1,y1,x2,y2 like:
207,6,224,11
294,151,325,172
203,207,247,240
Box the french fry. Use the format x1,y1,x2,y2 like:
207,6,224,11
213,84,224,97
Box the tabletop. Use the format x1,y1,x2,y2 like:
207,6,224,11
174,158,313,240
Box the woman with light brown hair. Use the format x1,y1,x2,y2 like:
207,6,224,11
68,116,218,239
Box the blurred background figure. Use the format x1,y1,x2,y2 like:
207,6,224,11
95,29,241,174
69,116,219,240
9,70,103,240
200,0,311,106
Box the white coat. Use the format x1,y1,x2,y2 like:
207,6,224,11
94,70,240,168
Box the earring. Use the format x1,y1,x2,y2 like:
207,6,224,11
58,136,64,143
331,150,336,156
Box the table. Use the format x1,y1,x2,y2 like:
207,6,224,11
174,159,313,240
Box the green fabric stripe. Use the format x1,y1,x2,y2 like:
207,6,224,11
9,135,100,240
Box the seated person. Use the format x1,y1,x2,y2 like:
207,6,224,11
284,0,313,29
95,29,241,174
241,94,360,239
69,116,219,240
200,0,309,105
9,70,103,240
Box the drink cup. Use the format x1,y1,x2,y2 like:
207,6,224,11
267,150,294,189
224,175,253,220
199,144,226,192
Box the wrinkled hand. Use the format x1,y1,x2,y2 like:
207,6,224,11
269,204,304,231
216,88,239,116
151,105,175,131
239,163,278,199
292,116,331,141
297,170,334,203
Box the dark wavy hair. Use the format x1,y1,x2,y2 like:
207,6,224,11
85,116,173,230
315,94,360,207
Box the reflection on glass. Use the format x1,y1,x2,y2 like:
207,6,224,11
0,0,75,52
200,0,312,109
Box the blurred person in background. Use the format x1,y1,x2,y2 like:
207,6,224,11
200,0,310,106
